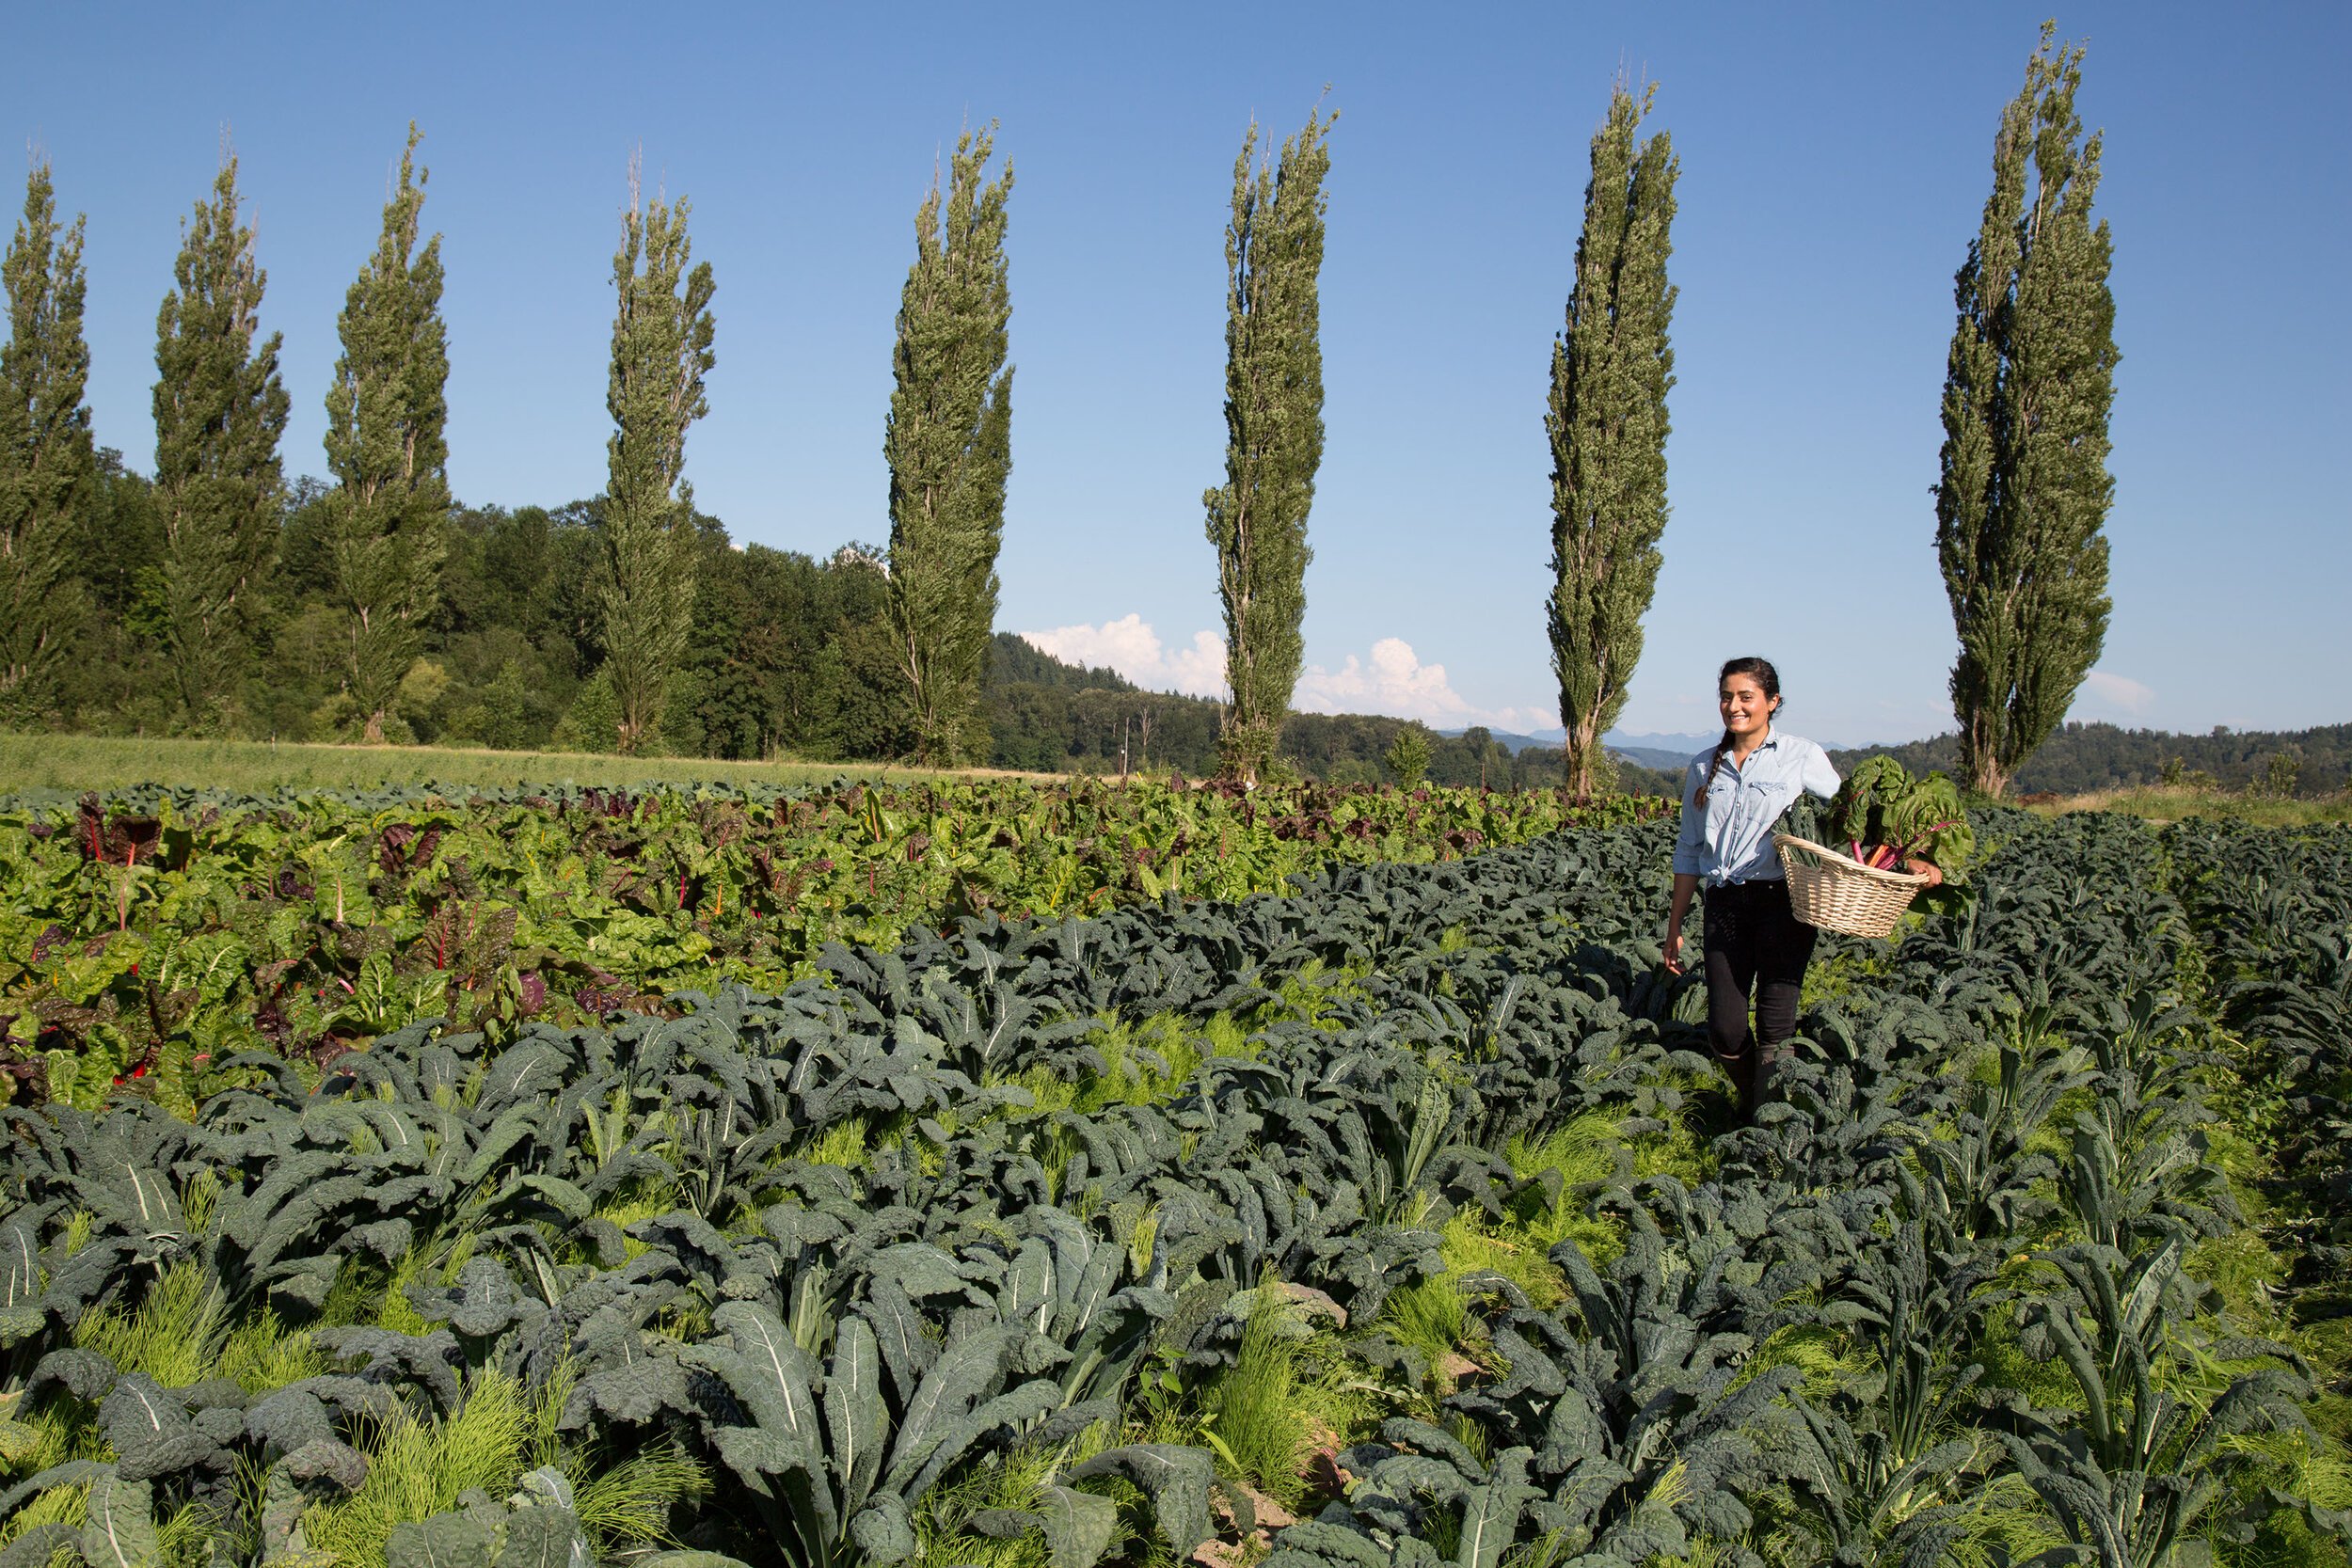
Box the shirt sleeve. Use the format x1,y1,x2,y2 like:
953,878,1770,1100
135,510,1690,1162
1672,762,1706,875
1803,741,1841,800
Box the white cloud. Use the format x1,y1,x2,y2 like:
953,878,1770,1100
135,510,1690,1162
2078,668,2155,717
1019,620,1560,733
1295,637,1471,722
1018,615,1228,698
1295,637,1557,733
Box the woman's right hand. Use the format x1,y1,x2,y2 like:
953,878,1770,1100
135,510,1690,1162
1663,923,1685,975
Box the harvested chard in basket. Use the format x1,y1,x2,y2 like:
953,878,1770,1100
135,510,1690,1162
1826,756,1975,879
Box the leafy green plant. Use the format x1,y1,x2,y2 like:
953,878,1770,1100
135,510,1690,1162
1383,727,1432,791
1827,756,1977,878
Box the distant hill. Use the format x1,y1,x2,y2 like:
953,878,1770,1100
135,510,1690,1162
1603,730,1720,754
991,640,2345,798
1609,744,1698,772
1438,727,1549,755
1433,729,1703,778
1435,728,1726,762
1831,721,2350,798
1619,722,2345,800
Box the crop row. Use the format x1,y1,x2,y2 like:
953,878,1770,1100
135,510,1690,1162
0,778,1671,1105
0,812,1694,1565
1,808,2341,1568
2166,820,2352,1380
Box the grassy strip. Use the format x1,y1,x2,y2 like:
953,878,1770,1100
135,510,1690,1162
2032,783,2352,828
0,730,1018,796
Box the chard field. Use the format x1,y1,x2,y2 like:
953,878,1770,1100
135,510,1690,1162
0,782,2344,1568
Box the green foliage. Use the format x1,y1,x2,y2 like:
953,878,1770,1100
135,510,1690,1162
69,1259,322,1393
1205,109,1332,784
884,125,1015,768
1200,1291,1311,1507
302,1370,545,1563
1382,725,1431,790
151,150,288,727
1937,24,2120,799
0,778,1667,1094
2,798,2341,1568
1376,1274,1469,1389
304,1368,707,1568
1826,755,1979,878
1546,82,1677,799
600,157,717,755
985,668,1656,793
321,123,450,744
553,665,621,753
0,158,94,722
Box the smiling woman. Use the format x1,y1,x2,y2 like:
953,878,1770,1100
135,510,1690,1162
1661,657,1844,1120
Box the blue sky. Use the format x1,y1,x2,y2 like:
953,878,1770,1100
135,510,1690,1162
15,2,2347,745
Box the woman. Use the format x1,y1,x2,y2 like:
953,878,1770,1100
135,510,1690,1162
1662,657,1938,1119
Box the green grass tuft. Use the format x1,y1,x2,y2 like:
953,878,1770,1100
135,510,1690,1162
301,1365,706,1568
1377,1274,1469,1391
1200,1291,1312,1508
795,1117,875,1168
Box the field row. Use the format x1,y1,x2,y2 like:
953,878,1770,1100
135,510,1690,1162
0,778,1670,1105
0,805,2342,1566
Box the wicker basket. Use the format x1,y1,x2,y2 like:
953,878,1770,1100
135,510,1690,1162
1772,833,1932,939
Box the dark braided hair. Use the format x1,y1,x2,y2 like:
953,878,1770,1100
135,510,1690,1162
1693,657,1782,809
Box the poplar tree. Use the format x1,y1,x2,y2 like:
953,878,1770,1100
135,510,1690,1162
322,124,450,743
0,159,94,720
1937,24,2118,799
153,150,288,724
884,124,1013,767
1545,83,1677,799
1205,109,1331,784
600,157,715,754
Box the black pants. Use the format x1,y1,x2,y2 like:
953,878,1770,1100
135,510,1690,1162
1702,879,1818,1117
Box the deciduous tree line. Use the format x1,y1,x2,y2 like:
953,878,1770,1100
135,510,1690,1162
0,122,1013,763
0,29,2116,792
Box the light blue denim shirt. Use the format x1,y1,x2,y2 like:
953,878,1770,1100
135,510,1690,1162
1672,728,1841,886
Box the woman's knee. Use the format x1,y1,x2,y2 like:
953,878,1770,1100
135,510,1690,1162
1753,976,1803,1045
1707,988,1752,1060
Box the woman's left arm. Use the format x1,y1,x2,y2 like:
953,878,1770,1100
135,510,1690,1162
1803,741,1841,800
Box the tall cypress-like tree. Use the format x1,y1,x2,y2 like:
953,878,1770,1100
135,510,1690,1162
1937,25,2118,799
0,159,94,720
884,124,1013,767
1545,84,1677,799
323,124,450,743
153,150,288,725
600,157,715,754
1205,109,1331,784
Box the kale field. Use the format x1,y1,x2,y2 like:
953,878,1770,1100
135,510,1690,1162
0,782,2345,1568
